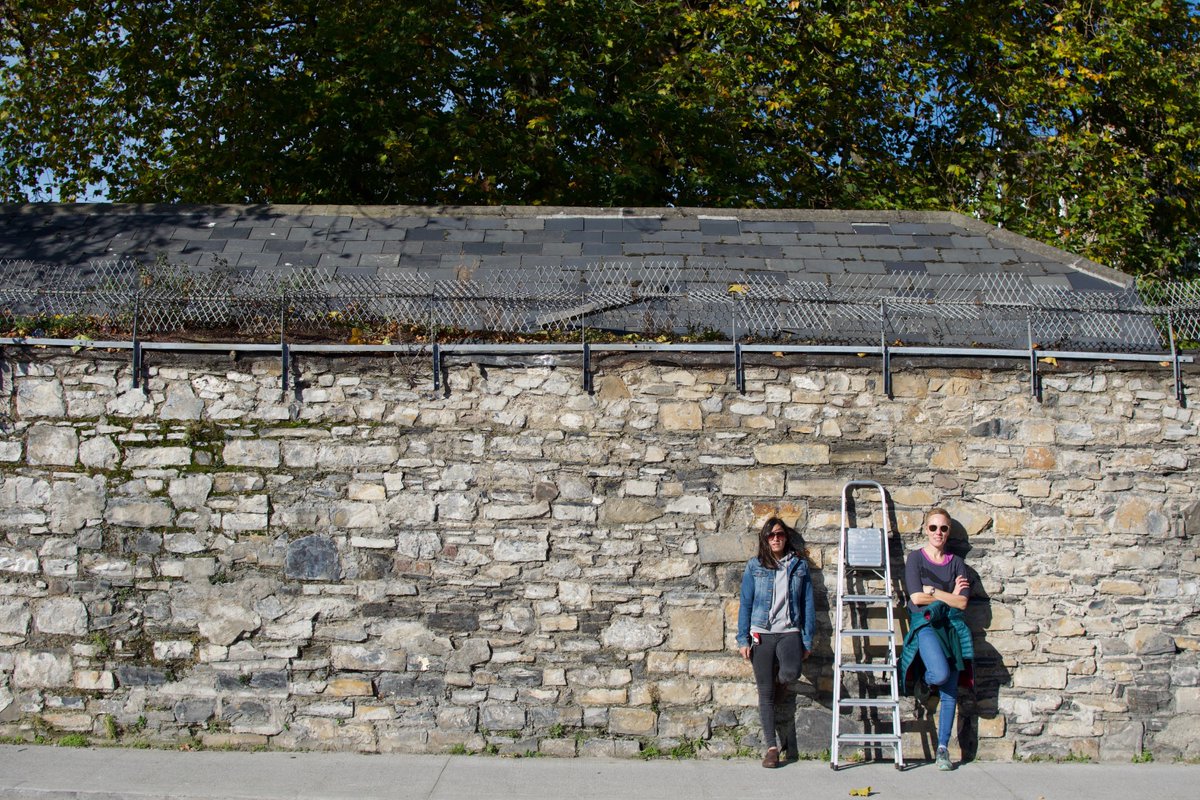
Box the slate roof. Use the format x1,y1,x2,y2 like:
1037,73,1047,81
0,204,1131,289
2,204,1165,351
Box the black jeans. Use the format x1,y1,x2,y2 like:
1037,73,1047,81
751,631,803,749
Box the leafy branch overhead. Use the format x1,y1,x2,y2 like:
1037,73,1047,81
2,0,1199,278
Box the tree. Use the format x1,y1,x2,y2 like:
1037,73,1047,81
3,1,1198,277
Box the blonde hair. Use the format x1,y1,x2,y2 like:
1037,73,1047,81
922,507,952,528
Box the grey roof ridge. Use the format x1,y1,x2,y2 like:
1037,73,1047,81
0,202,971,222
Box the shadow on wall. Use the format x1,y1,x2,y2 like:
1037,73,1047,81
949,527,1011,763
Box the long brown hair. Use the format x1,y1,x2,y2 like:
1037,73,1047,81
757,517,798,569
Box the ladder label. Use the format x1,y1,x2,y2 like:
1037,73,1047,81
846,527,884,567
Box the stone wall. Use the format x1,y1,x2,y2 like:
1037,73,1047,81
0,349,1197,761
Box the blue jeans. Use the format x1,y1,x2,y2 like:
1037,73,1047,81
916,626,959,749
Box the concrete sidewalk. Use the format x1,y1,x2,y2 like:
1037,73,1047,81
0,744,1194,800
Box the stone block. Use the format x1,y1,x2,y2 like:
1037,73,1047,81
1023,446,1056,469
74,670,114,691
1012,665,1067,689
665,495,711,514
722,469,785,497
0,598,31,635
754,443,830,465
161,384,204,420
332,643,406,672
13,651,73,688
484,501,550,520
438,492,478,521
174,698,216,724
660,402,702,431
494,537,549,562
448,638,491,671
601,618,665,651
668,608,723,652
396,532,444,563
712,682,757,707
890,486,936,507
17,378,65,416
558,581,593,609
167,474,212,510
324,677,374,696
328,502,380,528
198,601,261,646
577,688,626,706
223,439,281,468
830,448,887,465
540,615,578,632
285,535,341,580
199,732,271,749
783,477,842,498
114,662,168,690
652,678,711,705
540,737,577,756
639,558,693,581
974,739,1015,761
994,510,1030,536
33,597,87,636
930,442,963,469
78,436,119,469
657,710,711,739
153,640,195,660
977,714,1006,738
579,738,617,757
1100,721,1143,762
222,699,285,736
1153,714,1200,758
106,499,172,528
42,712,92,731
687,657,751,680
1098,580,1144,596
1131,626,1175,656
698,534,754,564
26,425,78,466
599,498,663,524
608,707,657,736
480,702,526,730
123,446,192,468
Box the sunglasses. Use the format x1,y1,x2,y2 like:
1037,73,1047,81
927,524,950,533
767,531,787,539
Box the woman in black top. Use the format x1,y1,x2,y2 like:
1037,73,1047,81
903,507,969,771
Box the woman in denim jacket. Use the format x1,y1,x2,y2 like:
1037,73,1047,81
736,517,816,768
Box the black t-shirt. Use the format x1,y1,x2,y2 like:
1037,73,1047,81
904,549,967,613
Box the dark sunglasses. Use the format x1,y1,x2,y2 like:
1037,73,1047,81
767,531,787,538
927,524,950,533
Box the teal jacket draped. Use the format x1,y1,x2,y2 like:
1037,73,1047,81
899,601,974,695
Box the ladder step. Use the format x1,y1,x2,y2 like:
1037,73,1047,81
842,594,892,603
838,663,896,673
837,734,902,745
839,628,895,637
837,698,900,708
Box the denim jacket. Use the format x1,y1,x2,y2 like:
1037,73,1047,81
736,555,816,652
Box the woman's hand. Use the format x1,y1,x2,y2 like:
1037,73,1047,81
739,645,751,660
954,576,970,594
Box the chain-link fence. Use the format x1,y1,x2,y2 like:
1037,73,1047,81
1,258,1197,353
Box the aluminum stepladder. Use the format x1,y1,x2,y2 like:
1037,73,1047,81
830,479,904,770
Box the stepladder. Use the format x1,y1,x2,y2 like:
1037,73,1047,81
830,480,905,770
